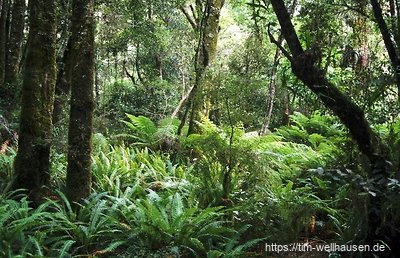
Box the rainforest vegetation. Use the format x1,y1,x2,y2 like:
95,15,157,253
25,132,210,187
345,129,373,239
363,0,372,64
0,0,400,257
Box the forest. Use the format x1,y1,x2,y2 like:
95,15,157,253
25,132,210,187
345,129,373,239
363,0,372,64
0,0,400,257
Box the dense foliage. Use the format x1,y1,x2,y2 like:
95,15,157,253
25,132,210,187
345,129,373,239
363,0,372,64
1,0,400,257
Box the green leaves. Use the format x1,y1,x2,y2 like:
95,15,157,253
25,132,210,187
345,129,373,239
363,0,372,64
111,191,236,257
120,113,180,151
122,114,157,143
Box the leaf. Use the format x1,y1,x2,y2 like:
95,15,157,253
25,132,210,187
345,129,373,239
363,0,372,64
207,250,224,258
58,240,75,257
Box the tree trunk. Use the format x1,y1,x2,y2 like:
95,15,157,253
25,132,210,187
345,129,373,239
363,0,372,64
52,37,72,125
179,0,224,135
270,0,385,162
370,0,400,97
12,0,57,203
4,0,25,88
260,0,296,134
0,0,9,86
66,0,95,205
260,37,281,134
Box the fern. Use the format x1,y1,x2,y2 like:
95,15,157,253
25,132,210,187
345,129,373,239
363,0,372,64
122,114,157,144
120,114,180,152
108,191,239,256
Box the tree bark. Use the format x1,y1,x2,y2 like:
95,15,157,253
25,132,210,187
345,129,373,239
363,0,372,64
179,0,224,135
260,44,280,135
4,0,25,87
66,0,95,205
260,0,297,135
0,0,9,86
370,0,400,96
12,0,57,203
52,37,72,125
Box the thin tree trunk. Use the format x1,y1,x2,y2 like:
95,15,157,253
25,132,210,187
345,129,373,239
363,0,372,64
260,37,281,135
260,0,296,134
135,43,144,84
123,59,135,85
13,0,57,204
370,0,400,97
171,85,194,118
52,37,72,125
0,0,9,86
4,0,25,87
66,0,95,205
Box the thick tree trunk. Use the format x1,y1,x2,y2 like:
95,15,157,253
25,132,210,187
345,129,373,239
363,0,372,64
66,0,95,205
4,0,25,87
12,0,57,203
270,0,396,255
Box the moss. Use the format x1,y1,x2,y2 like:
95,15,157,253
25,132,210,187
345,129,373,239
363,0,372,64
66,0,95,205
13,0,57,203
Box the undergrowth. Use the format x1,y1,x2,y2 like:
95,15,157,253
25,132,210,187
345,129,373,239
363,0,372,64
1,112,399,257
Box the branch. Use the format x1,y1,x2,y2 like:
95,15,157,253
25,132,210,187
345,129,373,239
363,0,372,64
246,1,269,12
270,0,386,164
267,23,292,61
370,0,398,66
328,1,371,19
171,85,194,118
123,62,135,85
180,5,197,31
270,0,303,57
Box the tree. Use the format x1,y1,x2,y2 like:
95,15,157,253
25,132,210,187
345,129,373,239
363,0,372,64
0,0,26,115
0,0,8,87
260,0,297,134
66,0,95,204
269,0,397,254
370,0,400,95
53,37,72,126
53,0,73,126
4,0,25,88
178,0,225,135
12,0,57,203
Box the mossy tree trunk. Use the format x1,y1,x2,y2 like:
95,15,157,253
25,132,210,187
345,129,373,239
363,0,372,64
13,0,57,202
66,0,95,205
178,0,224,135
4,0,25,88
53,2,73,126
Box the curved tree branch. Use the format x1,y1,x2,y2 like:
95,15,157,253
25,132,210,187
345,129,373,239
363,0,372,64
270,0,386,164
180,5,197,31
267,23,292,61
